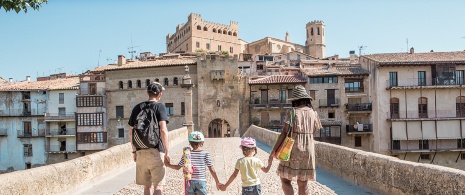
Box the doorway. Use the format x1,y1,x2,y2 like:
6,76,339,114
208,119,230,138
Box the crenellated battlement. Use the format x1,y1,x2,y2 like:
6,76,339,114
306,20,325,26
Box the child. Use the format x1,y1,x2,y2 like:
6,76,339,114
165,131,221,195
220,137,272,195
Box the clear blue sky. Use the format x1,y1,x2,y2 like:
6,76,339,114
1,0,464,81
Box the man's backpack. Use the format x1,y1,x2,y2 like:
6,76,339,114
132,101,163,151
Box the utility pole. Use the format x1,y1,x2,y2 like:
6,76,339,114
358,45,367,56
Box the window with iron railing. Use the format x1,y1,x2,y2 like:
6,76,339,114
419,140,429,150
418,97,428,118
59,93,64,104
116,106,124,118
418,71,426,86
77,96,103,107
392,140,400,150
77,132,107,143
345,79,363,93
24,144,32,157
456,96,465,117
389,72,398,87
456,70,464,85
77,113,103,126
390,98,399,118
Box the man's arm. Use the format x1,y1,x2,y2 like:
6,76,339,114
159,121,170,158
129,126,136,162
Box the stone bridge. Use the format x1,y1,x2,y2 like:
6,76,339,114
1,126,464,195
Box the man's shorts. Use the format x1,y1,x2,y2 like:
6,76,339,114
135,148,165,187
186,180,207,195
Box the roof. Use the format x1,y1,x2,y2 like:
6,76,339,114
247,37,305,48
92,58,197,72
302,66,369,76
362,51,465,65
0,77,79,91
249,75,306,85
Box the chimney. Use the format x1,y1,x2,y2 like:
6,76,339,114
409,47,414,54
285,32,290,42
349,50,356,61
9,78,13,82
26,76,30,82
117,55,126,66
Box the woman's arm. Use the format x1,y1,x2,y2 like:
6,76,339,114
269,123,289,157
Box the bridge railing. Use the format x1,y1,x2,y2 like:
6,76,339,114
242,125,465,195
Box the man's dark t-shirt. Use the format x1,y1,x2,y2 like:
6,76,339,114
128,101,169,151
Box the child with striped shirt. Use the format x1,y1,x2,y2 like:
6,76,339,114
165,131,221,195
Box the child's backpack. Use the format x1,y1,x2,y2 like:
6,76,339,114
132,101,162,150
183,147,195,195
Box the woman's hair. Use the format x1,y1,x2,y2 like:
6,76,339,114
291,98,312,108
241,146,257,156
189,141,204,149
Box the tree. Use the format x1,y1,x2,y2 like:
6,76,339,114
0,0,48,13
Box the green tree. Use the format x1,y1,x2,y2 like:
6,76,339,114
0,0,48,13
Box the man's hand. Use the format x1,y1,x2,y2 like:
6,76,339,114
216,182,222,190
164,155,170,165
133,153,137,162
268,155,273,165
219,184,226,191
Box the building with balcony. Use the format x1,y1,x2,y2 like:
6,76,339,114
248,75,307,132
360,49,465,170
75,71,108,153
302,62,371,149
0,75,78,171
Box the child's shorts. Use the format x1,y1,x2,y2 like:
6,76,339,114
242,184,261,195
187,180,207,195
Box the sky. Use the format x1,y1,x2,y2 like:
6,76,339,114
1,0,465,81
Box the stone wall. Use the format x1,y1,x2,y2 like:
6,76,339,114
0,127,188,195
243,125,465,195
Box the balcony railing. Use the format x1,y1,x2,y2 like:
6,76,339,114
346,103,372,112
387,110,465,119
319,98,340,107
249,98,291,108
44,113,75,121
46,128,76,136
47,145,76,152
387,77,465,88
346,124,373,133
17,129,45,138
0,109,42,117
0,128,7,136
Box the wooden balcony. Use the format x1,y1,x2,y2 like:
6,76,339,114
17,129,45,138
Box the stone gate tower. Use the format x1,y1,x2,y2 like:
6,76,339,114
305,20,326,59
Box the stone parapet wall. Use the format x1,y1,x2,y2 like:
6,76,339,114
0,127,188,195
243,125,465,195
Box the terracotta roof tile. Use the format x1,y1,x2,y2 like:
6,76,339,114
302,66,369,76
249,75,307,85
0,77,79,91
363,51,465,65
92,58,197,72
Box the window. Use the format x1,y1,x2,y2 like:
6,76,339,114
76,96,103,107
24,144,32,157
88,83,97,95
186,44,188,51
230,47,233,53
257,64,264,70
58,107,66,116
457,138,465,148
355,136,362,147
317,27,320,35
218,29,222,34
146,79,150,87
213,28,216,33
233,32,237,36
165,103,174,115
418,71,426,86
457,96,465,117
288,89,293,101
279,90,286,103
25,163,31,169
77,132,107,143
164,78,169,86
311,27,314,36
197,25,201,30
116,106,124,118
23,121,31,136
309,77,338,84
218,45,222,51
418,97,428,118
206,43,210,50
297,55,300,60
345,79,363,93
328,111,335,118
462,153,465,160
389,72,398,87
228,31,232,35
203,26,207,31
392,140,400,150
127,80,132,89
59,93,64,104
137,80,141,88
118,128,124,138
420,154,430,160
118,81,123,89
77,113,104,126
196,42,200,48
456,70,464,85
223,30,227,34
390,98,399,119
181,102,185,115
286,54,290,60
310,90,316,100
173,77,178,86
419,140,429,149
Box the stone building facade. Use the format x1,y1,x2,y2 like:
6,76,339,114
360,49,465,170
166,13,241,55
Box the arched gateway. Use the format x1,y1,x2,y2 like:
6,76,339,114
208,118,230,138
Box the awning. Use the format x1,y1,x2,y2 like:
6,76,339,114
407,121,422,140
462,120,465,138
422,121,436,140
437,121,461,139
392,122,407,140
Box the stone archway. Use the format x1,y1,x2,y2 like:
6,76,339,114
208,118,230,138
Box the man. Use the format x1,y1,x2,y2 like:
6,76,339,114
129,82,170,195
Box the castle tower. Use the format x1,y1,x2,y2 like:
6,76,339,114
305,20,326,59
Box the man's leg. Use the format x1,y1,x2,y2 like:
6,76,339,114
153,185,163,195
144,184,151,195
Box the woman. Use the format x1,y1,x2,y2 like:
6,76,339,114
269,85,322,195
